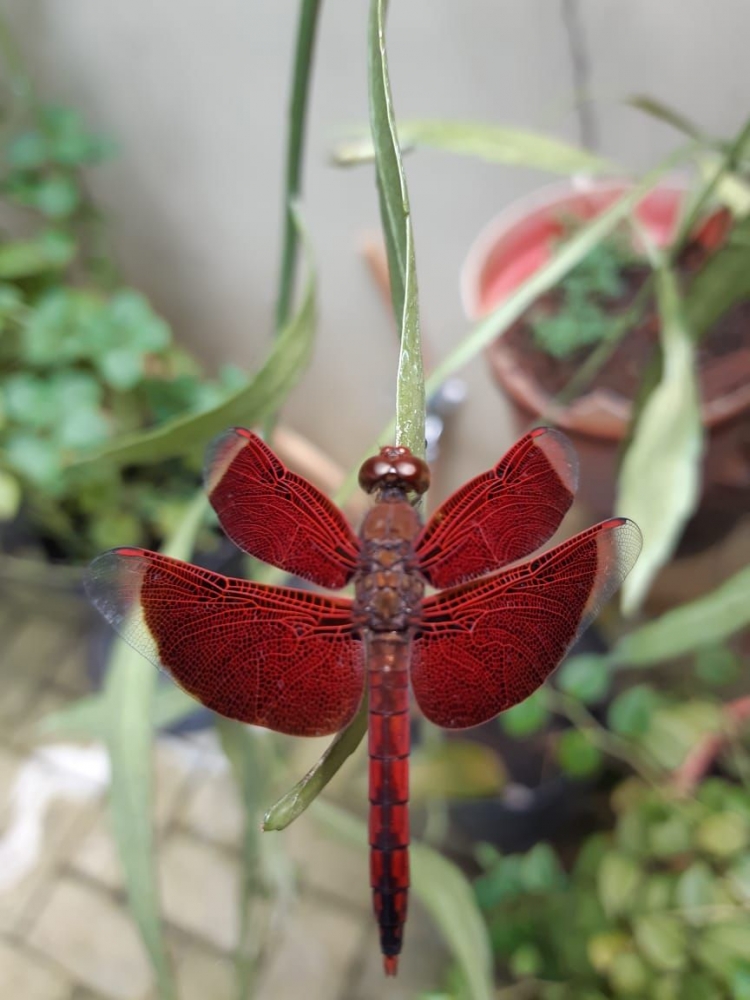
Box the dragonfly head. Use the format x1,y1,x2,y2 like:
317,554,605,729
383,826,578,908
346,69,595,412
358,446,430,496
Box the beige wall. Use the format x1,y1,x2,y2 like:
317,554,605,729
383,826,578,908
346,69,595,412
6,1,750,496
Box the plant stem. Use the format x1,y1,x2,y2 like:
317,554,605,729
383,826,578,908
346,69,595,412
671,113,750,256
273,0,322,336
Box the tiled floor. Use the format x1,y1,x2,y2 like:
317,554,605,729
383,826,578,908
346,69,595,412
0,587,447,1000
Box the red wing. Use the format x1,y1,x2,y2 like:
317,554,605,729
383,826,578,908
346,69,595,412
415,427,578,588
205,428,359,589
411,518,641,729
85,548,364,736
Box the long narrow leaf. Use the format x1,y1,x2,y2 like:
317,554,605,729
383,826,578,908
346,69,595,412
263,700,367,830
104,492,208,1000
335,118,615,175
617,263,703,614
217,718,264,998
368,0,425,455
627,95,708,143
611,562,750,669
71,208,317,470
314,800,494,1000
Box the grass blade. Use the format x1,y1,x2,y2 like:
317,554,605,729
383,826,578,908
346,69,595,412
627,95,708,142
334,118,616,175
263,700,367,830
617,262,703,614
274,0,322,333
611,562,750,668
217,718,265,999
104,492,208,1000
368,0,425,455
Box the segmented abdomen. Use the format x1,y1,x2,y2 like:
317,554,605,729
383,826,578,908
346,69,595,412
367,634,411,976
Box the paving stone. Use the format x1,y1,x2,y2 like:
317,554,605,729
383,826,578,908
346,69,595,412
254,896,363,1000
0,937,71,1000
0,748,103,935
350,897,447,999
159,832,241,952
10,687,71,753
71,738,199,891
149,938,235,1000
176,759,243,848
51,643,93,698
27,877,153,1000
284,811,371,912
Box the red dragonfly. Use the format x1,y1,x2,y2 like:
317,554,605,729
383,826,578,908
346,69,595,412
86,426,641,975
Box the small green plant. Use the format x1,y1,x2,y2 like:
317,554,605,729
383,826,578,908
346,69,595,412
528,232,635,359
475,774,750,999
0,100,245,561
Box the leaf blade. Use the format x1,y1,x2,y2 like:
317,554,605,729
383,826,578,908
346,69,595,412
617,261,703,614
334,119,616,175
104,492,208,999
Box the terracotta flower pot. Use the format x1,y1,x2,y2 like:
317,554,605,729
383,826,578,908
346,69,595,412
461,178,750,552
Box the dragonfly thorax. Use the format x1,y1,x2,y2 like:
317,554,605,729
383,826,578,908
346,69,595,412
353,497,424,632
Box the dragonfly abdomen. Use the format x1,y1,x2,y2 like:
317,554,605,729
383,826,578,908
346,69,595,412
367,633,411,976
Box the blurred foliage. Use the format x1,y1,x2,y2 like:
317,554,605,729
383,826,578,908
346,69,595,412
529,231,636,359
0,98,246,562
474,772,750,999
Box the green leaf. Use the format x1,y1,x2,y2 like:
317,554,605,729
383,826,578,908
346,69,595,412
633,914,687,972
334,119,616,175
627,96,707,142
642,701,723,769
500,689,550,737
4,373,58,427
7,129,49,168
556,729,603,778
598,851,642,917
0,232,75,277
617,262,703,614
70,207,316,469
683,214,750,338
5,433,61,488
608,951,650,995
104,492,207,1000
648,815,691,858
557,654,611,704
675,861,717,922
611,563,750,668
33,174,80,218
97,347,145,391
368,0,424,456
217,718,265,994
695,812,749,858
0,469,21,520
314,800,494,1000
410,740,506,802
518,842,565,892
587,931,632,974
263,701,367,831
694,644,741,686
40,682,199,742
607,686,664,736
57,407,111,451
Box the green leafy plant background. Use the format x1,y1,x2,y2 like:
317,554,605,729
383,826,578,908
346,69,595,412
5,2,747,999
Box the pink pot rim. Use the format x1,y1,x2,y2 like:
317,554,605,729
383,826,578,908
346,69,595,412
460,175,691,322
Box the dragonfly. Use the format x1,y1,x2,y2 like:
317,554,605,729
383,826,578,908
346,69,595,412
85,426,641,975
